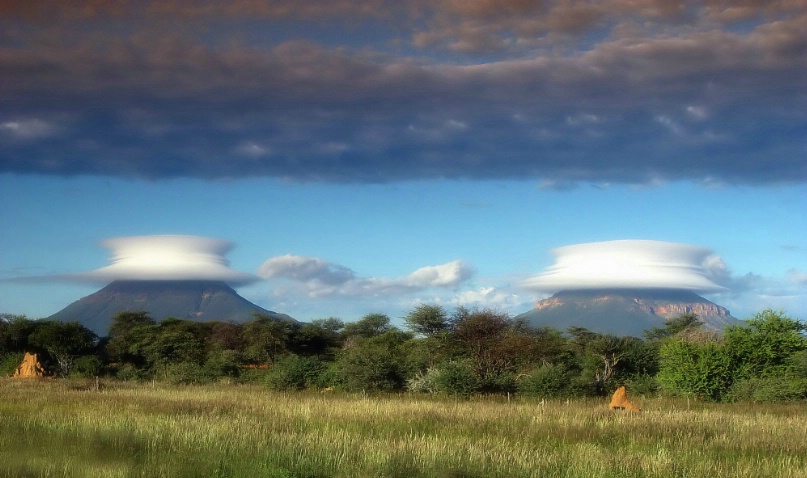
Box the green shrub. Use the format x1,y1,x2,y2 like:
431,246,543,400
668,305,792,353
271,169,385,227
657,340,733,401
315,362,346,390
165,362,214,385
115,363,149,381
203,350,242,379
483,371,517,394
70,355,103,378
518,364,578,398
265,355,325,391
406,367,440,394
624,374,659,396
0,353,24,377
726,375,807,402
238,367,271,384
434,361,478,397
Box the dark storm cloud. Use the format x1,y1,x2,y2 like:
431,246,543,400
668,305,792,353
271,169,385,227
1,1,805,184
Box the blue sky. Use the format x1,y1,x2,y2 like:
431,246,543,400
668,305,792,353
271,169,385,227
1,1,805,325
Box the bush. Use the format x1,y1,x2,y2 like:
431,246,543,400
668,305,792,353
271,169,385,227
238,367,271,384
70,355,103,378
115,363,149,381
482,371,517,394
203,350,242,379
624,374,659,396
518,364,578,398
0,353,23,377
726,375,807,402
265,355,325,391
657,340,733,401
434,361,478,397
165,362,214,385
406,367,440,394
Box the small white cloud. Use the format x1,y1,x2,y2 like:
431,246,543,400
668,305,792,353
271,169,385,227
565,113,599,126
788,269,807,286
655,115,685,136
403,260,473,288
235,141,271,158
1,119,58,140
686,105,708,120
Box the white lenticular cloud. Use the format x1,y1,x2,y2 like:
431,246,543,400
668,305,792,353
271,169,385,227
76,235,257,284
522,240,726,293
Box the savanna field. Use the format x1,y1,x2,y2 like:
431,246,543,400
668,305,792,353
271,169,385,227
2,379,807,478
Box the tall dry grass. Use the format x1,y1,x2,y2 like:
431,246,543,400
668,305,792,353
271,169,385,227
1,378,806,477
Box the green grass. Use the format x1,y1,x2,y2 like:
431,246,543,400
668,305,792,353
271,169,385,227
1,379,806,477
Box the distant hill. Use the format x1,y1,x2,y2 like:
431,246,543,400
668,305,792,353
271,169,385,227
48,280,293,335
515,288,741,337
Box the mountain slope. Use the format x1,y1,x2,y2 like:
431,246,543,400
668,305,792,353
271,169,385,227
515,288,741,337
48,280,293,335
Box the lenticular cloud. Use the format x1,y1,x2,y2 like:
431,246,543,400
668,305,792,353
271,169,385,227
76,235,257,284
522,240,726,293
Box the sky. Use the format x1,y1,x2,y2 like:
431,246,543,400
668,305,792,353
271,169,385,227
1,0,806,325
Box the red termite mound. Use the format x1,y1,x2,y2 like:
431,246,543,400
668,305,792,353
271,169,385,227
12,352,48,378
609,386,640,412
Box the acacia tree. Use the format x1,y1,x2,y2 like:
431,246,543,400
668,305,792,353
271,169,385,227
404,304,449,337
341,313,393,340
568,327,639,395
452,309,513,387
243,314,296,364
105,311,156,366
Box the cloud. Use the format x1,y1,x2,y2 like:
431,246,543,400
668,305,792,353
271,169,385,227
1,119,58,140
1,2,805,184
451,286,523,310
522,240,727,293
257,255,472,297
257,255,356,286
60,235,258,285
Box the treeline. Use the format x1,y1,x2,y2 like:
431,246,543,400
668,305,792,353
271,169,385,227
1,308,805,402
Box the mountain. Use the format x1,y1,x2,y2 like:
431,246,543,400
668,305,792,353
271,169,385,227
48,280,293,335
515,288,741,337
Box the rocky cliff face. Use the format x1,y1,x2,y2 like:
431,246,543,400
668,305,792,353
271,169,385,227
534,291,732,319
519,288,740,337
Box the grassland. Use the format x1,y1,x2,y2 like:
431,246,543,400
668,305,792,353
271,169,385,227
1,379,806,478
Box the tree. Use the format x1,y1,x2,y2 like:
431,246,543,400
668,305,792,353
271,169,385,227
140,319,208,376
568,327,639,395
0,314,36,354
644,313,702,341
452,309,515,388
291,321,342,359
243,314,295,364
404,304,449,337
341,313,393,340
334,330,411,392
28,321,97,376
723,309,807,380
105,311,156,365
